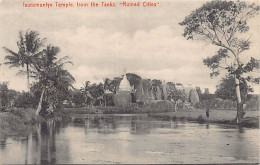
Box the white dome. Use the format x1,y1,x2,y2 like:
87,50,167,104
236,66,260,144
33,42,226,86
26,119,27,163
119,74,132,91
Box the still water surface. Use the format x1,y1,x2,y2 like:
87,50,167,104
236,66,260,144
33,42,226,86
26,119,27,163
0,114,259,164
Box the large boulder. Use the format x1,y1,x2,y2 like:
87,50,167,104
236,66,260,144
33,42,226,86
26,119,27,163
155,86,162,100
142,79,152,100
189,89,199,105
135,81,145,102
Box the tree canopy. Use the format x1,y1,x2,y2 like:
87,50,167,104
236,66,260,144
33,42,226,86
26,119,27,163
180,0,259,122
3,30,75,116
180,0,260,80
215,75,252,101
3,30,46,92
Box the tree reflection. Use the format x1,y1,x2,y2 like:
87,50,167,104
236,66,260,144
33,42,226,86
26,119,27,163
40,120,56,164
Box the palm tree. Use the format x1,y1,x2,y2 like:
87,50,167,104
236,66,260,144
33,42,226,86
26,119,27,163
45,65,75,113
80,81,91,107
34,45,74,116
3,30,46,92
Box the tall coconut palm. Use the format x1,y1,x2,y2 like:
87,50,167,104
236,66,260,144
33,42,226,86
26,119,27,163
34,45,74,116
3,30,46,92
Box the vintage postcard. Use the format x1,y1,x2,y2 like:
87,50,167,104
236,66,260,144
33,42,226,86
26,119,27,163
0,0,259,164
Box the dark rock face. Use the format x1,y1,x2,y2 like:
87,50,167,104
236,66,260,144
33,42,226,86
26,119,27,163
134,79,164,102
155,86,162,100
142,80,152,100
135,81,145,102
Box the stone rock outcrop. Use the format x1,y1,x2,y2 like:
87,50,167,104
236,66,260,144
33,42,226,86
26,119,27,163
189,89,200,105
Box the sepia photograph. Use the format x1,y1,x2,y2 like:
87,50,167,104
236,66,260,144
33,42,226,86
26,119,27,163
0,0,259,164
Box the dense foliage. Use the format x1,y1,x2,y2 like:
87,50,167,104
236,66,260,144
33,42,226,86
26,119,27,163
0,82,9,111
215,75,253,101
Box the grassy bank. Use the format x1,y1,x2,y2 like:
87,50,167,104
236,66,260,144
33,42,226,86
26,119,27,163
63,107,259,128
148,109,259,128
0,108,38,136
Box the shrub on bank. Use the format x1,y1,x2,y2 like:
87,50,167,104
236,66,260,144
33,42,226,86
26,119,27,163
245,95,259,111
145,100,175,112
195,99,236,110
10,108,37,123
0,108,37,135
195,96,259,111
0,114,24,132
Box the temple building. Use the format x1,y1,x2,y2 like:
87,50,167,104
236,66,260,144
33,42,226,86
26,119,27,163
112,72,199,107
113,72,133,107
118,72,133,92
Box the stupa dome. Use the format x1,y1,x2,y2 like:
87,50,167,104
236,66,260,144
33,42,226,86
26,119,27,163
119,73,132,91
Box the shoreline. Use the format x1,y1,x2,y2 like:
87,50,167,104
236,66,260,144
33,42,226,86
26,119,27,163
148,112,259,128
62,107,259,128
64,108,260,128
0,108,259,136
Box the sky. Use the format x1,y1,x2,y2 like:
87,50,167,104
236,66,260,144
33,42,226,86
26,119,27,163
0,0,259,93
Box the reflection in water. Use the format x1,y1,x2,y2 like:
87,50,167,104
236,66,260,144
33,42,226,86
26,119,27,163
0,136,7,150
40,120,56,164
0,114,259,164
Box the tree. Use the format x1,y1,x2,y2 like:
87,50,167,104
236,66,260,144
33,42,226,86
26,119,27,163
103,78,111,107
204,88,210,95
3,30,46,92
33,45,74,116
89,83,104,106
215,75,252,101
126,73,142,88
180,0,259,123
14,91,38,108
152,79,162,86
72,91,85,107
166,82,187,110
110,77,122,93
167,88,187,111
0,82,9,111
80,81,91,107
166,82,176,97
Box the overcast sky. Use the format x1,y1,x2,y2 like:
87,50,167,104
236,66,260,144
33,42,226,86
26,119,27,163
0,0,259,93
